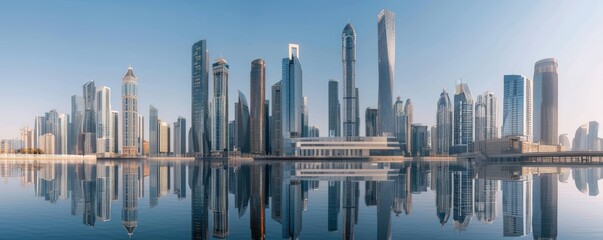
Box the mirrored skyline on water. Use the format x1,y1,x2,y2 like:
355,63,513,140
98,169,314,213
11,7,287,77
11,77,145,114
1,158,603,239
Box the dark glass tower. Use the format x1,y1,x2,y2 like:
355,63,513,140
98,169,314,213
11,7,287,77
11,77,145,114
191,39,211,156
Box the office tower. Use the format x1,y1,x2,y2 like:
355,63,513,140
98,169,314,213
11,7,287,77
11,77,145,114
137,114,144,156
342,23,358,137
158,120,170,156
250,165,266,240
328,79,341,137
474,179,498,224
96,86,113,153
411,124,429,156
264,101,271,154
34,116,46,149
39,133,55,154
250,59,266,154
404,99,413,155
149,105,158,156
191,39,211,156
533,174,558,240
70,95,84,154
212,58,229,151
452,83,474,153
58,113,69,154
228,121,235,152
501,75,532,142
572,124,588,151
559,134,571,151
122,66,139,156
436,90,452,155
83,80,97,154
122,161,139,237
533,58,558,145
45,109,61,154
174,117,186,156
377,9,395,136
503,177,532,236
271,81,283,156
431,125,437,155
111,111,119,154
301,96,309,137
365,107,379,137
308,126,320,137
235,91,250,153
282,44,303,154
328,181,341,232
588,121,599,151
393,97,407,148
20,127,34,150
474,91,498,141
355,88,360,136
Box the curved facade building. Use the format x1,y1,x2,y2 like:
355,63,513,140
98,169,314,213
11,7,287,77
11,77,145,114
191,39,211,155
250,59,265,154
342,23,358,137
235,91,250,153
533,58,558,145
377,9,395,136
436,90,452,155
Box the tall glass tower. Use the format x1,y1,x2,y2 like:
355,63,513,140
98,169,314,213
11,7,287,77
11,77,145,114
453,83,474,153
436,90,452,155
149,105,158,156
212,58,229,151
191,39,211,156
377,9,395,136
271,81,283,156
328,79,341,137
96,86,113,153
502,75,532,141
250,59,266,154
533,58,558,145
342,23,358,137
83,80,97,154
474,91,498,142
282,44,303,155
122,66,138,156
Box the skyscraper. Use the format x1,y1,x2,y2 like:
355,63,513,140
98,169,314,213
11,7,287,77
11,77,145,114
137,114,144,156
250,59,266,154
191,39,211,156
58,113,69,154
404,99,413,155
34,116,46,149
282,44,303,155
70,95,84,154
572,124,588,151
301,96,309,138
122,66,139,157
235,91,250,153
393,97,407,148
474,91,498,141
411,124,429,156
271,82,283,156
377,9,395,136
111,111,119,154
158,120,170,156
452,83,473,154
559,134,571,151
96,86,113,154
502,75,532,141
342,23,358,137
174,117,186,156
328,79,341,137
365,108,379,137
149,105,158,156
588,121,599,151
212,58,229,151
83,80,97,154
533,58,559,145
436,90,452,155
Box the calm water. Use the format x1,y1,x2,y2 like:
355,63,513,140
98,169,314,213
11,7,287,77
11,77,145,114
1,158,602,239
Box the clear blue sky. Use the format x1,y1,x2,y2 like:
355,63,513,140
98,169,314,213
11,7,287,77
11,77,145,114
1,0,603,141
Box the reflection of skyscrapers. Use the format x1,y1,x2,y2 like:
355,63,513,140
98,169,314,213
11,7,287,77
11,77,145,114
533,174,558,240
191,161,210,240
83,163,97,227
122,160,139,237
474,179,498,224
452,163,473,231
342,179,359,240
282,163,302,239
434,162,451,226
174,163,187,199
211,164,229,238
250,164,266,240
377,9,395,136
377,180,394,240
328,181,341,232
96,161,113,222
503,177,532,236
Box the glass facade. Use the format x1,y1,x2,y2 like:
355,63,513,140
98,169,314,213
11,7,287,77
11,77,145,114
377,9,395,136
342,23,358,137
533,58,558,145
212,58,229,151
191,39,211,155
502,75,532,141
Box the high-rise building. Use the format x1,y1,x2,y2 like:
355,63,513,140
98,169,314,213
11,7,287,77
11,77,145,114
436,90,452,155
111,111,119,154
475,91,498,141
588,121,599,151
264,101,271,154
559,134,571,151
452,83,473,154
70,95,84,154
301,96,309,137
191,39,211,156
235,91,250,153
149,105,158,156
227,121,235,152
174,117,186,156
342,23,358,137
411,124,429,156
282,44,303,155
533,58,559,145
58,113,69,154
271,82,283,156
83,80,97,154
45,109,61,154
365,108,378,137
96,86,113,153
212,58,229,151
39,133,55,154
404,99,413,155
377,9,395,136
20,127,34,150
393,97,407,149
34,116,46,149
122,66,139,156
572,124,588,151
137,114,144,156
158,120,170,156
308,126,320,138
502,75,533,142
250,59,266,154
328,79,341,137
355,88,360,136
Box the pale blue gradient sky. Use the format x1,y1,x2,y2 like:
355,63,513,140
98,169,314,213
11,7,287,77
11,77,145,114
1,0,603,141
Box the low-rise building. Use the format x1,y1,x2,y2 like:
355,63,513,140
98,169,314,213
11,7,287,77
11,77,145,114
290,136,402,157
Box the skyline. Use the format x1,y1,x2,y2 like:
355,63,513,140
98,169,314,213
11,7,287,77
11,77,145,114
2,1,603,140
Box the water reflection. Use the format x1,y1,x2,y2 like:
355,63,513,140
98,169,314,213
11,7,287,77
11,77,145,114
3,158,603,239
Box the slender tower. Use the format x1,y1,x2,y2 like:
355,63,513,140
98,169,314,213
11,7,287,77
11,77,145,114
533,58,558,145
191,39,211,156
377,9,395,136
342,23,358,137
328,79,341,137
212,58,229,151
122,66,139,156
250,59,266,154
281,44,303,155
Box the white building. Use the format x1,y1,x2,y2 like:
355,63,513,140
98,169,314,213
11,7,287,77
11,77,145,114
290,136,401,157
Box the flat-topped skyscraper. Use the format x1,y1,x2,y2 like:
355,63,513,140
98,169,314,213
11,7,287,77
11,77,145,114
250,59,266,154
377,9,395,136
191,39,211,156
533,58,558,145
282,44,303,155
502,75,532,141
328,79,341,137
